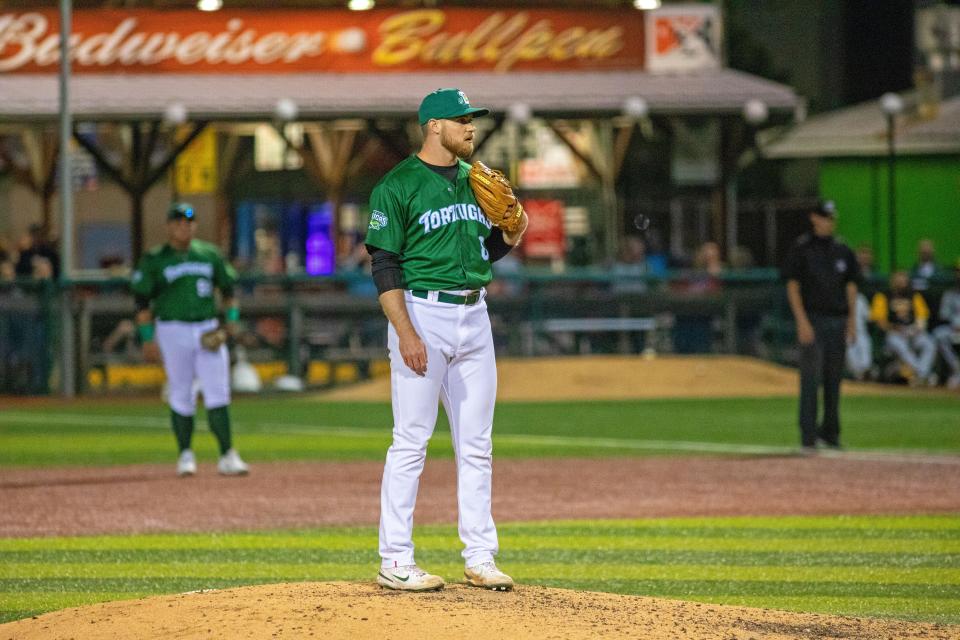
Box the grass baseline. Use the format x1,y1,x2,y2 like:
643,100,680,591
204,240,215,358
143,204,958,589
0,394,958,467
0,515,958,625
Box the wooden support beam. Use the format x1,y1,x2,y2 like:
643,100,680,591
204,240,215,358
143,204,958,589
545,120,604,182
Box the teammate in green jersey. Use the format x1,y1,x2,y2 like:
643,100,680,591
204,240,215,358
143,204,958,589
131,202,248,477
366,88,528,592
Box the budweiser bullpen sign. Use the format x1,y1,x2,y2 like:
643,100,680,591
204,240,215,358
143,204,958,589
0,9,644,74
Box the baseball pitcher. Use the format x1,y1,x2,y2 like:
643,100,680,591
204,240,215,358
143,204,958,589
365,88,528,592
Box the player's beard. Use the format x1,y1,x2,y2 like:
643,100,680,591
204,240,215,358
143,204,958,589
440,127,474,159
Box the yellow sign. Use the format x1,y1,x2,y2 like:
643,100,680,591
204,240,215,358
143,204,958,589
174,128,217,194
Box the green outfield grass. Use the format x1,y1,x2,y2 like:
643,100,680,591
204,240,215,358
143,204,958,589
1,394,958,466
1,515,958,625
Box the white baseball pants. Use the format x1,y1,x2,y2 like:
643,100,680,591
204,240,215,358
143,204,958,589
379,290,499,569
885,330,936,378
156,319,231,416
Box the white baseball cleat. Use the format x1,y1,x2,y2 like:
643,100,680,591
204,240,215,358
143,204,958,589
464,561,514,591
176,449,197,477
217,448,249,476
377,565,445,592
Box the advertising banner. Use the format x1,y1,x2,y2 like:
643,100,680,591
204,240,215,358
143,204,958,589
174,127,217,194
645,4,721,73
521,199,566,259
0,9,644,74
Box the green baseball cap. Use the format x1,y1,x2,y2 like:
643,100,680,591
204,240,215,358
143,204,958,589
167,202,195,221
418,88,489,125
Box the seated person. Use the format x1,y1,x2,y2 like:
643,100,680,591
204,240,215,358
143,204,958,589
845,290,873,380
932,259,960,389
870,271,937,386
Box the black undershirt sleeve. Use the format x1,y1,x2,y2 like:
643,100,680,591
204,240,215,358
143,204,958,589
485,228,513,263
367,245,406,295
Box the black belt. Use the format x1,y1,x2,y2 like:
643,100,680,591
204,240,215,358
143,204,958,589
411,290,481,305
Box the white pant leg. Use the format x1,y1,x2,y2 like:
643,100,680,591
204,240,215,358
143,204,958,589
379,300,452,568
440,303,499,567
886,332,921,375
193,320,231,409
846,334,873,377
933,325,960,374
912,332,937,378
156,321,198,416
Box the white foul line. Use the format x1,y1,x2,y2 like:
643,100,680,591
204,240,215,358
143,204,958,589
2,411,959,465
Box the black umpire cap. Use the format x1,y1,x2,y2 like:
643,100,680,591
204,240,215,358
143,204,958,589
167,202,196,221
811,199,837,218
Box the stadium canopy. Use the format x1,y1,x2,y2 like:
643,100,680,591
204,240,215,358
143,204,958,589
0,69,798,122
761,93,960,158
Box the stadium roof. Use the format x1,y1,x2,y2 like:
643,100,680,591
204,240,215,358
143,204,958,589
0,69,799,122
761,93,960,158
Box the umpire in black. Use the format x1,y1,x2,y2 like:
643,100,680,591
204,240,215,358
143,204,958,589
782,200,861,451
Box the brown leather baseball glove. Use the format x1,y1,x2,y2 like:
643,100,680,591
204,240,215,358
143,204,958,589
200,327,228,352
468,160,524,233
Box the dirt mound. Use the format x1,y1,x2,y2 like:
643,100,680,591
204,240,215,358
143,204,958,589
317,355,889,402
3,582,954,640
0,582,960,640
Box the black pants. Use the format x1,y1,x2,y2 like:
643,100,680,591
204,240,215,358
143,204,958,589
798,314,847,447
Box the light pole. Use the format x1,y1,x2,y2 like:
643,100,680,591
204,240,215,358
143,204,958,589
727,99,769,260
880,92,904,272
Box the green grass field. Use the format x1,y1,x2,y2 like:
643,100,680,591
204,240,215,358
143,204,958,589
1,516,958,625
1,394,958,466
1,393,959,627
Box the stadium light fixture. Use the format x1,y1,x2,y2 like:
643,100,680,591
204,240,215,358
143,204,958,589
880,92,904,270
508,102,532,125
742,99,769,126
275,98,299,122
348,0,375,10
633,0,662,10
197,0,223,11
623,96,649,119
164,102,188,125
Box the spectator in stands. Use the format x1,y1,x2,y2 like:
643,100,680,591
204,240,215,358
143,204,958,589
14,224,60,280
683,241,724,294
932,259,960,389
846,246,875,380
611,235,652,294
910,238,942,297
870,270,937,386
668,241,726,354
855,245,876,280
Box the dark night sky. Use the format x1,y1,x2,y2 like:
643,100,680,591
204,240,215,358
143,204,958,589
841,0,916,103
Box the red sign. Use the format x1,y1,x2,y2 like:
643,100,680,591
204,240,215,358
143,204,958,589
0,9,644,74
521,199,566,259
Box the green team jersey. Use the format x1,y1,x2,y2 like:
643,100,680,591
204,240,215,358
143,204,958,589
131,239,236,322
365,156,493,291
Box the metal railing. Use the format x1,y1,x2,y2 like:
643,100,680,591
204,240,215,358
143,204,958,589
3,269,953,396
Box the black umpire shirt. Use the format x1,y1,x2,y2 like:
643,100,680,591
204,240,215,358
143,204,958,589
781,234,861,316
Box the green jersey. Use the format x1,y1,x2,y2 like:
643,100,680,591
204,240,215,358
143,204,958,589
365,156,493,291
131,240,236,322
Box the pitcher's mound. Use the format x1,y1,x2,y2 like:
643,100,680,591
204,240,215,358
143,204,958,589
319,355,888,401
3,582,954,640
